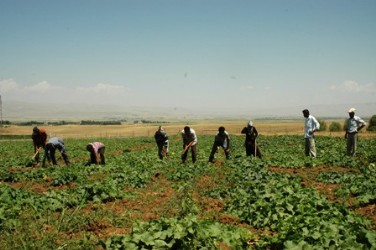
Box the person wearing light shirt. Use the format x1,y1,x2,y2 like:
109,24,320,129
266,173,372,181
345,108,366,156
302,109,320,157
181,126,197,163
42,137,70,167
85,142,105,166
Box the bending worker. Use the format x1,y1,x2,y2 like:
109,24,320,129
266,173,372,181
209,126,231,163
85,142,106,166
42,137,70,167
181,126,198,163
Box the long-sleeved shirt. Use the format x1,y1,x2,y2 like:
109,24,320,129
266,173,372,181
32,129,47,147
154,130,169,145
181,128,197,146
304,115,320,138
48,137,65,147
241,126,258,143
347,116,366,133
214,131,230,148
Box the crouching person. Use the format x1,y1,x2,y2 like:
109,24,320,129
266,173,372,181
209,126,230,163
42,137,70,167
85,142,105,166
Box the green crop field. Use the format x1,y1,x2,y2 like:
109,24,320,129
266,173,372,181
0,134,375,249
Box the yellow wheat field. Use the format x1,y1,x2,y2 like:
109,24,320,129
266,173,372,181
1,120,374,139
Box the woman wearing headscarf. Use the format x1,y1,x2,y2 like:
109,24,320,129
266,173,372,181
241,121,262,158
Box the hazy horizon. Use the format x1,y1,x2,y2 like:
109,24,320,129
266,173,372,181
1,0,375,119
2,100,375,123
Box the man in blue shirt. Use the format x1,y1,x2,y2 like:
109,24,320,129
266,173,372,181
302,109,320,157
345,108,366,156
42,137,70,167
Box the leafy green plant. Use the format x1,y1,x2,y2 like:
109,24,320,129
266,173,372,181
317,119,327,131
1,134,376,249
101,215,250,249
329,121,342,132
367,115,376,131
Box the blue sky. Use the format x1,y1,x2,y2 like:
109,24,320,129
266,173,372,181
0,0,375,116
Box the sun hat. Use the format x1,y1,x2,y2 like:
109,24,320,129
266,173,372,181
348,108,356,113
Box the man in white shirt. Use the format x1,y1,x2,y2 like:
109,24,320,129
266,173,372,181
345,108,366,156
302,109,320,158
181,126,197,163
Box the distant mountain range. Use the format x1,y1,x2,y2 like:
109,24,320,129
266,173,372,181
2,101,375,122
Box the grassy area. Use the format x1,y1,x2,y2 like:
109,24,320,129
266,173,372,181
0,135,375,249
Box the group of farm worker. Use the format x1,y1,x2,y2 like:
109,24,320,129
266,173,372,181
154,122,262,163
156,107,366,162
32,127,105,167
31,107,366,166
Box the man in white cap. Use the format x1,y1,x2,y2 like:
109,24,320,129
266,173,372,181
345,108,366,156
302,109,320,157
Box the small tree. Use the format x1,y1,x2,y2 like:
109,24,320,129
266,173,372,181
329,121,342,132
317,119,327,131
367,115,376,132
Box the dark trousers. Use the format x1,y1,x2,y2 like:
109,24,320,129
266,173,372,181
49,148,70,165
346,133,357,156
34,144,45,163
182,144,197,163
157,143,168,159
209,143,230,162
90,147,106,165
245,141,262,158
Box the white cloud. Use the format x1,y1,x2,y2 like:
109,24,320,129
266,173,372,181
331,80,376,94
241,85,254,90
77,83,127,94
344,80,361,92
0,78,19,92
0,79,130,105
26,81,49,91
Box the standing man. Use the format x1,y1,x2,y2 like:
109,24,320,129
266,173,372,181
241,121,262,158
181,126,197,163
31,126,47,163
302,109,320,158
345,108,366,156
42,137,70,167
208,126,230,163
154,126,169,160
85,142,105,166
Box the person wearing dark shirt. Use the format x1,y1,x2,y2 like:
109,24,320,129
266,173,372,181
209,126,230,163
31,126,47,163
241,121,262,158
154,126,169,160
